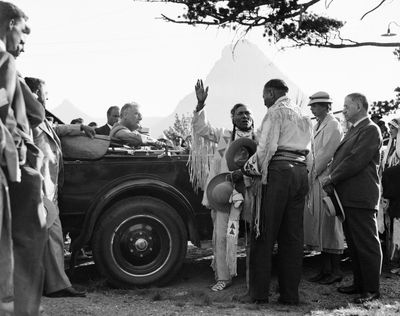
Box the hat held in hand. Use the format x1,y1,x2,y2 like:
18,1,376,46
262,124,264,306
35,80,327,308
225,138,257,171
323,189,345,222
206,173,234,213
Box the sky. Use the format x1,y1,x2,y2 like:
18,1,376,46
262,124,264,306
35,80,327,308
10,0,400,125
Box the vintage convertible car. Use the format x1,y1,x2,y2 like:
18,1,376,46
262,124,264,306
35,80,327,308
59,135,212,287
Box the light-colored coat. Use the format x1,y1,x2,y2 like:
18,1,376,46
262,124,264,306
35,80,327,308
33,120,81,206
33,119,82,294
304,113,344,252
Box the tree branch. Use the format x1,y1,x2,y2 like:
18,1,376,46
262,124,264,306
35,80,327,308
360,0,387,20
308,41,400,48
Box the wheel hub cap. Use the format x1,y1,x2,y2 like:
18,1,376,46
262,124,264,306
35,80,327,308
135,238,148,251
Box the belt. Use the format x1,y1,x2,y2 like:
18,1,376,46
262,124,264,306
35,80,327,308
271,149,307,165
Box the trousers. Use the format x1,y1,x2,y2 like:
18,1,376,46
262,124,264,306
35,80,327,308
343,207,382,293
0,168,13,304
249,161,308,302
211,209,230,281
9,165,46,316
43,214,71,294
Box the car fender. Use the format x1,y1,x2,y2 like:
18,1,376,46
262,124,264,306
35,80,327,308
71,174,200,255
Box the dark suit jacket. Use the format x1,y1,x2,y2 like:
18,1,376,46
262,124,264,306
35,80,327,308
95,124,110,136
330,117,381,210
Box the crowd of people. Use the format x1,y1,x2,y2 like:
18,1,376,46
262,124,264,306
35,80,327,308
0,2,171,315
191,76,397,306
1,1,399,315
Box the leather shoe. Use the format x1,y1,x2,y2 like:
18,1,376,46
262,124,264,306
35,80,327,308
337,284,360,295
277,297,299,305
353,292,380,304
318,274,343,285
47,286,86,298
233,293,268,304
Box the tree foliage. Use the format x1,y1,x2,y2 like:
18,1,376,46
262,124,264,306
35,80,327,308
138,0,400,52
163,112,193,144
369,87,400,118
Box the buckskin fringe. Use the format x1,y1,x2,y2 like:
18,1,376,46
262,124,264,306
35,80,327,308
187,126,216,193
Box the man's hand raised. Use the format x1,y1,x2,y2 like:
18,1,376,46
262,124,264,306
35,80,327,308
81,125,95,138
195,79,208,112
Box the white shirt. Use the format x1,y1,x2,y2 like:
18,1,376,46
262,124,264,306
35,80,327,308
0,39,6,52
244,96,312,184
352,116,368,128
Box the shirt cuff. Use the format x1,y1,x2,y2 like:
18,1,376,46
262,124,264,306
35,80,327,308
243,153,262,176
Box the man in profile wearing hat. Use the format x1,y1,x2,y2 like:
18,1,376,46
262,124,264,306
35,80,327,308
190,79,256,291
25,76,91,298
321,93,382,304
242,79,312,304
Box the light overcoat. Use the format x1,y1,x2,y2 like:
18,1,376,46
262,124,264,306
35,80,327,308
304,113,344,252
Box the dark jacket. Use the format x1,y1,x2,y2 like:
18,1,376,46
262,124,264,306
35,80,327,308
95,124,110,136
330,118,382,210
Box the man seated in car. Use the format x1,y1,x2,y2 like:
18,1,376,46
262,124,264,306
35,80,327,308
110,102,165,148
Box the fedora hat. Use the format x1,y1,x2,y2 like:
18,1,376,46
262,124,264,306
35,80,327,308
206,173,234,213
61,134,110,160
323,189,345,222
308,91,332,105
226,138,257,171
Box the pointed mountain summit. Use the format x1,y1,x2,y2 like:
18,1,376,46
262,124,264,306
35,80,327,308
149,40,309,136
50,99,101,124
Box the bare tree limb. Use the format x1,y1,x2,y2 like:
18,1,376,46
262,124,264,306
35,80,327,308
360,0,387,20
308,41,400,48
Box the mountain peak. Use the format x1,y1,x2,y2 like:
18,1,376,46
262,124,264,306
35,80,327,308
149,40,309,136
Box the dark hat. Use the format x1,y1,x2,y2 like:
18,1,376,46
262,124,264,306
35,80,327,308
264,79,289,92
323,189,345,222
206,173,233,213
308,91,332,105
225,138,257,171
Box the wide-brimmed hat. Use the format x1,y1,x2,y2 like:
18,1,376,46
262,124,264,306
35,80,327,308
308,91,332,105
43,196,58,229
61,134,110,160
206,173,233,213
225,138,257,171
323,189,345,222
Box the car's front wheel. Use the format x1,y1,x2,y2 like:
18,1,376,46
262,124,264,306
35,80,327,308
92,196,187,287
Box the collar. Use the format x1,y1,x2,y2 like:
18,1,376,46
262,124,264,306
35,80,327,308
352,116,368,127
0,39,6,52
107,123,112,129
269,95,291,110
234,129,254,140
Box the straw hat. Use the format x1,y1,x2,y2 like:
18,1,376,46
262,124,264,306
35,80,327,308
308,91,332,105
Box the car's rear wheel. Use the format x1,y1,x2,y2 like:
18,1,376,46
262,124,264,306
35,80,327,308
92,196,187,287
